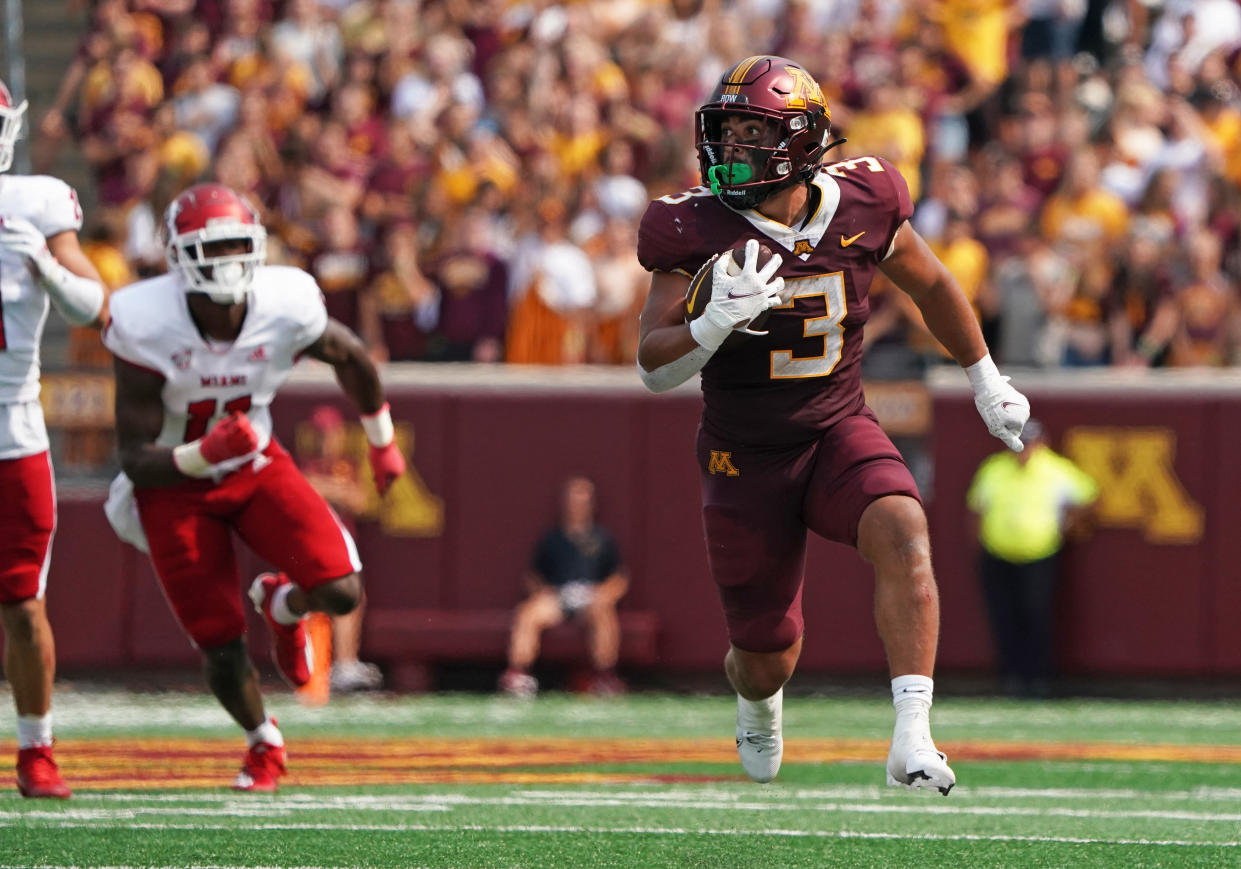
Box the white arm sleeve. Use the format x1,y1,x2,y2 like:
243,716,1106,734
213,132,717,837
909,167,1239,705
39,261,105,326
637,344,715,394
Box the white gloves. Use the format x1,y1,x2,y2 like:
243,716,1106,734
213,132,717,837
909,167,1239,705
689,238,785,352
966,354,1030,452
0,215,57,278
0,214,104,326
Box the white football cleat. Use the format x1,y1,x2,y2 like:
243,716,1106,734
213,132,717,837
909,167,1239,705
735,688,783,783
886,727,955,795
498,668,538,699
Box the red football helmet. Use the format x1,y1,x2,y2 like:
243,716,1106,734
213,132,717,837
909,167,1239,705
0,80,28,174
164,183,267,304
696,56,833,209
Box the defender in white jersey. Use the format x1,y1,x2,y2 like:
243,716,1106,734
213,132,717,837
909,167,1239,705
0,79,108,799
103,183,406,792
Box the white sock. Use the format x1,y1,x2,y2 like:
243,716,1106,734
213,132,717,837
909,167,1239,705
245,717,284,748
270,583,303,626
891,674,933,729
17,713,53,750
737,687,782,732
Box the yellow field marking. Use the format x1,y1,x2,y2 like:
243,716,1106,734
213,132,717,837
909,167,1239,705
3,737,1238,791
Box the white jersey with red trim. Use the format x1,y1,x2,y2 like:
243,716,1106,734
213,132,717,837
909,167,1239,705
0,174,83,404
0,174,84,458
103,264,328,477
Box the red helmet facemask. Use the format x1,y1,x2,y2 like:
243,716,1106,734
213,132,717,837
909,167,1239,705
163,183,267,304
695,56,837,210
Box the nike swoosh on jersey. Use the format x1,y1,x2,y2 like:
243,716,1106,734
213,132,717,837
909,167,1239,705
840,231,866,247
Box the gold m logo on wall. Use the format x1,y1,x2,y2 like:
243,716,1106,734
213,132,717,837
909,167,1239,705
1063,427,1203,544
295,420,444,538
708,450,740,476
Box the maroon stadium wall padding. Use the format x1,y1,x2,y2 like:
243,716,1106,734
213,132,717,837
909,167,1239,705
45,369,1241,679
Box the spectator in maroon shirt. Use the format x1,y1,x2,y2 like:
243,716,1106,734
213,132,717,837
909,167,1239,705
309,204,374,345
333,82,388,171
300,120,368,215
976,150,1045,262
362,119,430,229
425,206,508,363
370,221,436,361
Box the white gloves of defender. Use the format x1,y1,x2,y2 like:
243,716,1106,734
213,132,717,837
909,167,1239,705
966,354,1030,452
689,239,785,352
0,215,58,279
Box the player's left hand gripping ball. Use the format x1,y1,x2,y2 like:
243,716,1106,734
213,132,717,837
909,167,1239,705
361,403,406,494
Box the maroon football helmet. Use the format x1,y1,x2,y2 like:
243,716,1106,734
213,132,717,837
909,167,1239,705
164,183,267,303
0,80,28,174
696,56,833,209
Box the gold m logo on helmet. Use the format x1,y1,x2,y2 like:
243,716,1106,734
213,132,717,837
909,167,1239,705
708,450,741,476
784,66,825,110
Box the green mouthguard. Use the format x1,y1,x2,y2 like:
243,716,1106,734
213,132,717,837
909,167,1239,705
707,163,754,194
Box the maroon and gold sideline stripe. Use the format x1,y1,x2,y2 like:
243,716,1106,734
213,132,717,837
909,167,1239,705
3,738,1238,791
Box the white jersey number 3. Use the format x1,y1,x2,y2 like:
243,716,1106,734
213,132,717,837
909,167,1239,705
768,272,847,379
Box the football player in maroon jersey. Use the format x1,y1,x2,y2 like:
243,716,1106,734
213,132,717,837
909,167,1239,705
636,56,1030,794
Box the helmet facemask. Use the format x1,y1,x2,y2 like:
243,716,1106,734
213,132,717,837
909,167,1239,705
0,99,27,174
698,109,795,209
696,105,829,210
166,222,267,305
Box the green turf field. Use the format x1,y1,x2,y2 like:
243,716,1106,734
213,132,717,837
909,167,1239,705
2,688,1239,868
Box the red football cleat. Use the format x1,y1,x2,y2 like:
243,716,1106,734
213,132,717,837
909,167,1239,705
248,572,313,688
16,745,71,799
232,741,287,793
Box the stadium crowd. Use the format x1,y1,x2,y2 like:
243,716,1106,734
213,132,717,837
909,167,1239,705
32,0,1241,371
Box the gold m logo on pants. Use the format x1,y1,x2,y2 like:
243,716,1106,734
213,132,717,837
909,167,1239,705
708,450,740,476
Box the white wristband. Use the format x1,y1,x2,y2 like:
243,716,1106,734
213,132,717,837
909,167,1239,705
360,403,395,447
688,314,731,353
172,440,212,477
964,353,1004,395
36,258,105,326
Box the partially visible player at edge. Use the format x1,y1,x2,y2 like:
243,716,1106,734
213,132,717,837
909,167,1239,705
636,56,1030,793
102,183,406,792
0,80,108,799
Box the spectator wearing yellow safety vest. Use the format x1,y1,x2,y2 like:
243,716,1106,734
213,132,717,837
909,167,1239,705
966,419,1099,698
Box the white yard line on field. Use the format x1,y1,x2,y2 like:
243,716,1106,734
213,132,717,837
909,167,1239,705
0,822,1236,850
4,794,1241,825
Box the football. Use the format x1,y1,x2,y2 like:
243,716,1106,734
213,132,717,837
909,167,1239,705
683,243,776,339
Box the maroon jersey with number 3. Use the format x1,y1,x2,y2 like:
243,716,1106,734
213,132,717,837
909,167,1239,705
638,156,913,446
